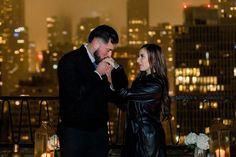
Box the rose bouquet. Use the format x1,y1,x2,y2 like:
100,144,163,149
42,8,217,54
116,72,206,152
185,132,209,150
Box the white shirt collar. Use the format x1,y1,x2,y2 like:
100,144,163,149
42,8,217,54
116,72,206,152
84,43,95,63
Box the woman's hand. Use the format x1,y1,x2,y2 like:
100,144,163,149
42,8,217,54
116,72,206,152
105,63,113,84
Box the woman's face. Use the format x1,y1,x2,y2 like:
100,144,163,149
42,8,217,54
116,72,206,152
137,48,151,75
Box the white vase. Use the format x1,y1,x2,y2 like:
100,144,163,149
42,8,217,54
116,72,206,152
194,147,206,157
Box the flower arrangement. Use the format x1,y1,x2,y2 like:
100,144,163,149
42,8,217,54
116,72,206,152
47,134,60,151
185,132,209,150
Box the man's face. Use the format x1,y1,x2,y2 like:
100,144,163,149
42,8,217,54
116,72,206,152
94,39,115,64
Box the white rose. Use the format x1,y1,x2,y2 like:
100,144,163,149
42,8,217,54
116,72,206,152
196,133,209,150
185,132,198,145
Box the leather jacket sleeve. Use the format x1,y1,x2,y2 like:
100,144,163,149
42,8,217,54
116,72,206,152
120,79,162,101
109,66,128,110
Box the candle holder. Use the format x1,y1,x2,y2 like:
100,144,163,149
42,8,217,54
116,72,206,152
209,119,230,157
34,121,54,157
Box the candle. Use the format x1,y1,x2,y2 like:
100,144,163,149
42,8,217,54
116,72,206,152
215,148,225,157
41,153,51,157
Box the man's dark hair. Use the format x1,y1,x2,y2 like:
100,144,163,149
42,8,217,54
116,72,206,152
88,25,119,44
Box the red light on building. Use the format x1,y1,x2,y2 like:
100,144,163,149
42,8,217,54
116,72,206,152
37,51,43,61
207,4,211,8
183,3,188,9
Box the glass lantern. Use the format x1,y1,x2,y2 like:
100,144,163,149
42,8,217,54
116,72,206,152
209,119,230,157
34,121,54,157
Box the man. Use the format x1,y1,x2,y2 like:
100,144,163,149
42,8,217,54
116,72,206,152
57,25,127,157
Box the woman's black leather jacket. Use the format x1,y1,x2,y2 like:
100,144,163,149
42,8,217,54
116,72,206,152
120,74,167,157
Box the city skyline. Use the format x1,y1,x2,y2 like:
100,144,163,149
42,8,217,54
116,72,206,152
25,0,209,50
1,0,236,154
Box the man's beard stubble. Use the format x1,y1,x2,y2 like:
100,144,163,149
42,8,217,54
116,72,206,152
94,50,102,64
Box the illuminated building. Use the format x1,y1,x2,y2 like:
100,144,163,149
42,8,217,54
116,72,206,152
0,0,10,96
210,0,236,19
127,0,149,47
174,5,236,139
28,42,40,73
47,16,73,53
1,0,29,96
76,17,100,46
46,16,73,85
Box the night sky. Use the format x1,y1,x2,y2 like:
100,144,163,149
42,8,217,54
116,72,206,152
25,0,209,50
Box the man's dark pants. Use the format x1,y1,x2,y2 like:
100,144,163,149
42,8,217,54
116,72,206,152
58,125,109,157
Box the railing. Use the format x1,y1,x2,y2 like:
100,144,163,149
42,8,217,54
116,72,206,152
0,96,59,144
0,95,235,156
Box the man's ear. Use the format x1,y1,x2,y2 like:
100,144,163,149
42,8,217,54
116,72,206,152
92,38,100,50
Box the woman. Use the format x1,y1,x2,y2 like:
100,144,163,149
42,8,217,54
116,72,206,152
114,44,171,157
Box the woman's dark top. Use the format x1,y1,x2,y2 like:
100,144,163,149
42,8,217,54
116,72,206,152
120,74,167,157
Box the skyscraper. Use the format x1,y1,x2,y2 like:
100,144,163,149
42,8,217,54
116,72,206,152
47,16,73,53
1,0,29,96
0,0,11,96
127,0,149,47
46,16,73,85
174,5,236,140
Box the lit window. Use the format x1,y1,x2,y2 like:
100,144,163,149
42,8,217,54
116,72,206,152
195,44,200,50
206,52,209,59
53,64,57,69
15,101,20,106
14,27,25,32
205,127,210,134
211,102,218,108
52,53,58,57
41,68,46,72
161,31,167,35
168,57,173,62
199,59,202,65
47,23,53,28
223,119,232,126
213,5,218,9
148,31,156,36
192,77,197,84
156,39,161,43
17,39,24,44
179,85,183,91
14,50,19,54
189,85,194,91
19,48,24,52
62,31,68,35
129,61,134,66
21,136,29,140
80,25,85,30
